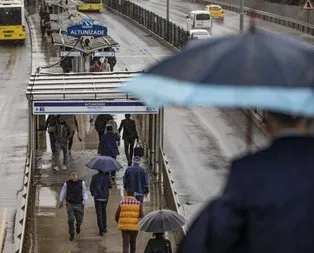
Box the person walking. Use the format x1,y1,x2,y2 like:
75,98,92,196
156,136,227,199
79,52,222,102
59,171,88,241
44,114,60,168
90,170,112,236
105,117,120,146
115,191,144,253
95,114,114,154
60,115,81,155
101,58,111,72
144,233,172,253
54,117,71,171
118,114,138,166
178,111,314,253
123,156,149,203
100,125,120,179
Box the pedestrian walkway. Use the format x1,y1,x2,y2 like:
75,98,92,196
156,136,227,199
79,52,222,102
33,115,171,253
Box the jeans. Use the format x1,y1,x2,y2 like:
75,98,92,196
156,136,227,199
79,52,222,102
122,231,138,253
124,139,135,165
66,203,84,235
68,131,75,152
97,131,104,154
94,200,108,233
49,134,57,166
56,141,68,167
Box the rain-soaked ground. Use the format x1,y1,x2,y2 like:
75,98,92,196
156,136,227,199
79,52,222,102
33,114,170,253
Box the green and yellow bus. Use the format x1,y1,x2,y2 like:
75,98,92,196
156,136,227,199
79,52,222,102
77,0,103,12
0,0,26,44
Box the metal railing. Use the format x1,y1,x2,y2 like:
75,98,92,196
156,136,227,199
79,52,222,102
106,0,190,49
159,149,187,244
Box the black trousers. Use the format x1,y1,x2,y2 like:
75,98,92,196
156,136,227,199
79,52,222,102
94,200,108,233
122,231,138,253
124,139,135,165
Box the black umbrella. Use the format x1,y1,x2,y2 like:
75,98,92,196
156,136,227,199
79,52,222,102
123,28,314,116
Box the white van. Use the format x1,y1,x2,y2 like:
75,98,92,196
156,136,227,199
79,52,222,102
186,10,213,31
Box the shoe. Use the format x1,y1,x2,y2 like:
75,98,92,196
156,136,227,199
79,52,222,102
99,232,104,236
103,228,107,233
68,150,71,155
128,161,132,166
62,165,67,170
52,166,59,171
69,234,74,241
76,225,80,234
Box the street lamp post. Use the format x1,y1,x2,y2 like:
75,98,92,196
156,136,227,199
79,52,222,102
239,0,244,32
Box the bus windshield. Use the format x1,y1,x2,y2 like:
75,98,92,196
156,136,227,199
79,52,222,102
0,7,21,25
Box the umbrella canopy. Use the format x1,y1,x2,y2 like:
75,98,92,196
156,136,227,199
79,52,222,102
139,209,186,233
86,156,122,172
123,28,314,117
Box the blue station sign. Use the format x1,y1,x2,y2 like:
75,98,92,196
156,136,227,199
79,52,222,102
67,19,108,38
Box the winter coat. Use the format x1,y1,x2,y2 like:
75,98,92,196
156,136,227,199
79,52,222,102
123,164,149,195
115,196,143,231
144,237,172,253
90,173,112,201
95,114,113,133
118,118,138,141
178,136,314,253
100,131,119,157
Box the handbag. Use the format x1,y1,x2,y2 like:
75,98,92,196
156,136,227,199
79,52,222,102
133,140,144,157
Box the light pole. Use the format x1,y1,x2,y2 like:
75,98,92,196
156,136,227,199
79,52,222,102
239,0,244,32
166,0,169,23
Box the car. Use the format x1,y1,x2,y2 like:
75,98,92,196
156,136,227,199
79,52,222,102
186,10,213,31
189,29,212,40
204,4,224,22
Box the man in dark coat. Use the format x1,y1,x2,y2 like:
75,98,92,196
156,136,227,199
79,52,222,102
118,114,138,166
178,111,314,253
100,125,120,179
95,114,113,154
90,170,112,235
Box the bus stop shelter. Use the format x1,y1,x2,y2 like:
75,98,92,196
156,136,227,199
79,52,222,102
26,72,164,172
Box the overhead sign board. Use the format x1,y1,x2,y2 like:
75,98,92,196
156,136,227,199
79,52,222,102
67,19,108,38
303,0,314,9
93,51,115,57
33,101,158,114
60,51,82,57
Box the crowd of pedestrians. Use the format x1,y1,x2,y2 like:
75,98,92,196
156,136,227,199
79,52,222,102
45,114,171,252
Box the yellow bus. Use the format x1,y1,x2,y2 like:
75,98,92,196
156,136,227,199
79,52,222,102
77,0,103,12
0,0,26,44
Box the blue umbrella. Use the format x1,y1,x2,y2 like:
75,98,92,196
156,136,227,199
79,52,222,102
86,156,122,172
122,28,314,116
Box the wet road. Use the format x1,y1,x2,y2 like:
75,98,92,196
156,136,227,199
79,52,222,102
0,28,31,251
130,0,314,43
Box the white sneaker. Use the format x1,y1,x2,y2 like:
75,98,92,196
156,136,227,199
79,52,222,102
62,165,67,170
53,166,59,171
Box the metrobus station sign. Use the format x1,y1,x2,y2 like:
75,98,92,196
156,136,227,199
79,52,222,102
67,18,108,38
32,101,158,114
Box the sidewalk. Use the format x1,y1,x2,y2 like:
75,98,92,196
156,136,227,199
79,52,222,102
33,115,167,253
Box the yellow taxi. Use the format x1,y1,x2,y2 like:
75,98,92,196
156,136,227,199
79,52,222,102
205,4,224,22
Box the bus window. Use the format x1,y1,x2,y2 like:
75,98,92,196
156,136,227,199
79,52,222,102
0,7,22,25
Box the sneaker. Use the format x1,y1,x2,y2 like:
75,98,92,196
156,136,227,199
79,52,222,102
76,225,80,234
103,228,107,233
52,166,59,171
62,165,67,170
69,234,74,241
99,232,104,236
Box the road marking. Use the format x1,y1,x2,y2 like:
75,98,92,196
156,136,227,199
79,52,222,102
0,208,8,252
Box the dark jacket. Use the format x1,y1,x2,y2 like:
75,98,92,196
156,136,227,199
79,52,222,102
118,118,138,141
178,136,314,253
55,122,71,144
144,237,172,253
95,114,113,133
45,115,60,134
66,179,83,204
90,173,112,200
123,164,149,194
100,131,119,157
